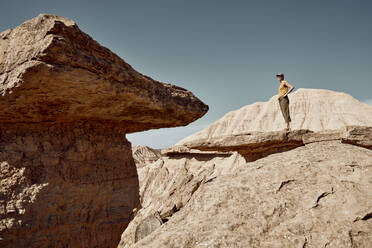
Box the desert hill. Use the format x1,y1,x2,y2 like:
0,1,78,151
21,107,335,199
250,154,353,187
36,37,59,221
177,88,372,146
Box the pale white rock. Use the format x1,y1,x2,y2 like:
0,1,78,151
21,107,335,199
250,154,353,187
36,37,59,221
177,89,372,145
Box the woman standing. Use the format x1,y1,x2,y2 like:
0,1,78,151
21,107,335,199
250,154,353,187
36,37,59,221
276,73,295,131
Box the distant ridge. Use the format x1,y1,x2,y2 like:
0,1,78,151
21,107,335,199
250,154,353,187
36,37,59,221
132,145,161,168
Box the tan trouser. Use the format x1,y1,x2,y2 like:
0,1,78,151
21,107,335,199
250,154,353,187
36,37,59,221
278,96,291,123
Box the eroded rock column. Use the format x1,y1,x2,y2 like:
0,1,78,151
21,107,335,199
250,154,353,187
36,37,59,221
0,123,139,248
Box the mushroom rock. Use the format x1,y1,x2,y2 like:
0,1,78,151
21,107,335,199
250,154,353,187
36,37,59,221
0,14,208,248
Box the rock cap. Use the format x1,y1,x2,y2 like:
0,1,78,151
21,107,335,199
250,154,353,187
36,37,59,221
0,14,208,133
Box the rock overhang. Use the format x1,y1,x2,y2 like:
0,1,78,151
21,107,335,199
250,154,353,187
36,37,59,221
175,126,372,162
0,14,208,133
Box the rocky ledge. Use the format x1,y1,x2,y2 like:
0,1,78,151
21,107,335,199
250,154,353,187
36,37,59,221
177,126,372,161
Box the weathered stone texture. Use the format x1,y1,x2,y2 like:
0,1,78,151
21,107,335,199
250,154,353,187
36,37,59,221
0,123,139,248
0,14,208,132
178,126,372,162
178,129,312,161
0,14,208,248
119,151,246,247
122,139,372,248
120,127,372,248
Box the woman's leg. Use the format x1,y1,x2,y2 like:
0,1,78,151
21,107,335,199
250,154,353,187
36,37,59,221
279,96,291,130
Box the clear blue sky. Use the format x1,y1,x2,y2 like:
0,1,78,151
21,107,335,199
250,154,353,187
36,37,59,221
1,0,371,148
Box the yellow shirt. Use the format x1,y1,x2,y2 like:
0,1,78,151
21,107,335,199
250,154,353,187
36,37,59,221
278,80,289,97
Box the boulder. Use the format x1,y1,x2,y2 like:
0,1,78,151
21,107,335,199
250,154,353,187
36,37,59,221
0,14,208,248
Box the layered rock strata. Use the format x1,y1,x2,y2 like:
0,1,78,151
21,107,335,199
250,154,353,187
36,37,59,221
178,126,372,161
178,129,311,162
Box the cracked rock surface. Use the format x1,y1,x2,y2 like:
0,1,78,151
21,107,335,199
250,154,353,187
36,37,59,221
119,150,246,247
121,130,372,248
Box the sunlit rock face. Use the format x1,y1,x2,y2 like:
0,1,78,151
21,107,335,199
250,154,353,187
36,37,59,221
120,127,372,248
0,14,208,248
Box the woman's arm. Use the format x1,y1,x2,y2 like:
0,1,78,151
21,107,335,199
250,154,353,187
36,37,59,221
284,81,295,96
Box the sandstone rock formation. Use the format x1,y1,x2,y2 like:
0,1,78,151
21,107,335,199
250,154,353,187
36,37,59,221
0,14,208,248
1,123,138,248
178,126,372,162
177,89,372,145
119,127,372,248
0,14,208,132
132,146,161,169
179,129,311,162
